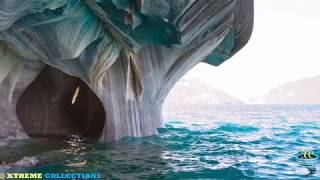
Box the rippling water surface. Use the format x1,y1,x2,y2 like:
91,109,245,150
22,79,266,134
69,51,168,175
1,105,320,179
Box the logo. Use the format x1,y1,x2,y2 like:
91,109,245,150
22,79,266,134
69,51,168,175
0,173,101,179
297,151,318,174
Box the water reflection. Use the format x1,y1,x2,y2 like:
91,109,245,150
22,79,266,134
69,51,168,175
0,105,319,179
62,135,87,168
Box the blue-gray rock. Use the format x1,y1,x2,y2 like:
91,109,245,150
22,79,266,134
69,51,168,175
0,0,253,141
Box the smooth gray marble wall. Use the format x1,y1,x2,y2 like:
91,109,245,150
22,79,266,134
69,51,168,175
0,56,44,139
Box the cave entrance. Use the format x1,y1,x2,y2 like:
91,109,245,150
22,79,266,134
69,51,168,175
16,65,106,139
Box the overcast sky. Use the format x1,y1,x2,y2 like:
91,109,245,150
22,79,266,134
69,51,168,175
183,0,320,102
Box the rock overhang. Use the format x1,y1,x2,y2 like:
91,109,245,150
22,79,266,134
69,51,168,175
0,0,254,141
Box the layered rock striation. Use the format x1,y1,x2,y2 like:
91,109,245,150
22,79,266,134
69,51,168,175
0,0,253,141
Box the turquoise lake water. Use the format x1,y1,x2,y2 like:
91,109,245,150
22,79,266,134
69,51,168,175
1,105,320,179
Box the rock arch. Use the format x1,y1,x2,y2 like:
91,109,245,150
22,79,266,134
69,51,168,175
0,0,253,141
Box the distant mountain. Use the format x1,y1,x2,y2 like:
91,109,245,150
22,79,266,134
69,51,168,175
164,78,244,107
250,75,320,104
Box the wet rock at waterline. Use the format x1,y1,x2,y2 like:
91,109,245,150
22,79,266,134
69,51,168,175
0,0,253,141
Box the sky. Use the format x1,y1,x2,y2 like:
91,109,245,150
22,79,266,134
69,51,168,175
183,0,320,102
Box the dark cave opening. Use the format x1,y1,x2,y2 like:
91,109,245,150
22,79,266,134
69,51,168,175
16,65,106,139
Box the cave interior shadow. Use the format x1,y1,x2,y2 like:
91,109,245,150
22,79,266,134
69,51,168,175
16,65,106,139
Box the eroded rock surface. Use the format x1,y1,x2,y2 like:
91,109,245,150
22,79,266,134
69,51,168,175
0,0,253,141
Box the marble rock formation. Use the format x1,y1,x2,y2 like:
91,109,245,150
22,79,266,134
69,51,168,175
0,0,253,141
